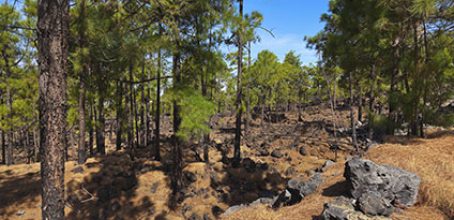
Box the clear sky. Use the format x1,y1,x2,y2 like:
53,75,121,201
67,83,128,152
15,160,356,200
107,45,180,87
228,0,330,65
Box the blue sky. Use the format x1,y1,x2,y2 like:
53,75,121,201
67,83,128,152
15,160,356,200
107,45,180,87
226,0,329,65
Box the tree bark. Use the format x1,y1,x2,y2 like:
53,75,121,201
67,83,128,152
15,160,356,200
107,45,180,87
1,130,5,164
128,64,135,159
77,0,87,164
88,100,94,156
349,72,358,152
233,0,244,165
154,47,162,161
115,80,123,151
37,0,69,217
96,95,105,155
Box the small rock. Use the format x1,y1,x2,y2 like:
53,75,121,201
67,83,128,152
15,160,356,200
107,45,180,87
71,166,84,174
271,150,283,158
211,205,224,216
150,182,159,193
258,148,270,156
223,204,247,216
184,171,197,183
299,147,307,156
321,160,335,172
321,196,391,220
285,166,296,176
16,210,25,216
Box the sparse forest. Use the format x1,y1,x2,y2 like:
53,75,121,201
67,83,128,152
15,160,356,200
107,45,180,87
0,0,453,220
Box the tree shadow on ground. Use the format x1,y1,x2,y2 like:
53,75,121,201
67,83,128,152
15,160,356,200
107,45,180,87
214,157,287,207
0,170,41,217
66,151,156,220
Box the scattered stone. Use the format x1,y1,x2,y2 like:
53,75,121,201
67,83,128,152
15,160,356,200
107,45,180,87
299,146,307,156
258,148,270,156
150,182,159,193
211,205,224,216
271,189,295,208
285,166,296,176
184,171,198,183
271,150,284,158
223,204,247,216
321,197,390,220
188,213,202,220
344,158,420,207
320,160,335,172
71,166,84,174
273,173,323,208
15,210,25,216
288,173,323,198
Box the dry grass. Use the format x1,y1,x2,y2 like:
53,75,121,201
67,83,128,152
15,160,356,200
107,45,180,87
367,134,454,218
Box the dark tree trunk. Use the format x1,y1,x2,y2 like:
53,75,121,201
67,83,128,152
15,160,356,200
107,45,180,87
37,0,69,217
128,64,135,159
133,84,140,148
33,128,40,162
96,95,105,155
154,47,162,161
1,130,5,164
116,80,123,151
172,52,182,136
88,100,94,156
140,61,147,147
77,0,87,164
233,0,244,165
349,72,358,152
2,48,14,166
171,49,183,198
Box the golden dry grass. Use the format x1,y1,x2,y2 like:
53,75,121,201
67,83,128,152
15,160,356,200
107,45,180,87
367,134,454,218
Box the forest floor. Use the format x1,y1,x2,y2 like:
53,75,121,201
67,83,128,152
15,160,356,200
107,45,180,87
0,104,453,220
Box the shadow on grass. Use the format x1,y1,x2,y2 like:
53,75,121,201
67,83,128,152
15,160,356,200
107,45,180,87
0,170,41,217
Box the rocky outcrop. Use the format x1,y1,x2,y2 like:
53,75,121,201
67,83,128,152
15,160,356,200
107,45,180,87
344,158,420,207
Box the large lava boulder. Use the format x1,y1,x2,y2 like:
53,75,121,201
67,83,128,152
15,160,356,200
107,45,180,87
344,158,420,207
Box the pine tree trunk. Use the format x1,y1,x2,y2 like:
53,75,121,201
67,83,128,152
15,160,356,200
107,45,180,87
171,49,183,197
349,72,358,152
88,101,94,156
1,130,5,164
133,85,140,148
128,64,135,159
154,47,162,161
37,0,68,217
233,0,244,165
77,0,87,164
140,62,147,147
96,95,105,155
116,80,123,151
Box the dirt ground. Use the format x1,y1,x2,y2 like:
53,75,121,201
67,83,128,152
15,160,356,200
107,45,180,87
0,105,452,220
